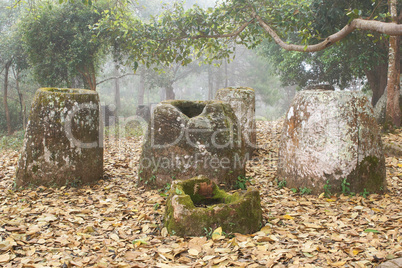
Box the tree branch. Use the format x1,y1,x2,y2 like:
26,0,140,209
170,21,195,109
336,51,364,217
192,19,253,39
162,19,254,42
255,15,402,52
96,73,138,85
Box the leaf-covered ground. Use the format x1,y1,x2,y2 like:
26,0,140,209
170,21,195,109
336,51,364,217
0,121,401,267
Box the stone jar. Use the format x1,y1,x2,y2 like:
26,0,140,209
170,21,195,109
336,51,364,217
278,89,386,194
15,88,103,188
164,176,262,236
138,100,246,189
216,87,256,154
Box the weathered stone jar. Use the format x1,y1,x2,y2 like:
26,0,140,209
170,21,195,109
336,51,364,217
216,87,256,154
164,176,262,236
15,88,103,188
278,88,386,194
138,100,246,189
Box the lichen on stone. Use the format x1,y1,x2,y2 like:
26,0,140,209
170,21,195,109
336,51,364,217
138,100,246,189
278,90,386,194
216,87,256,154
15,88,103,189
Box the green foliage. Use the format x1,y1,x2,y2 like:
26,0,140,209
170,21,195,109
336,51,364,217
203,227,213,239
0,130,24,151
159,182,171,197
175,188,183,195
361,188,370,198
19,1,110,89
364,228,379,233
299,187,312,195
323,180,332,198
258,0,391,95
141,175,156,185
235,175,252,190
341,178,351,195
289,187,312,195
275,178,287,189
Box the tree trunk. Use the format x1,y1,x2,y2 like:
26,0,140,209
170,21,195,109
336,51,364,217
14,69,24,127
208,66,214,100
365,63,388,106
78,63,97,91
114,65,121,113
385,0,401,127
138,69,146,106
3,60,13,135
224,61,228,88
165,83,175,100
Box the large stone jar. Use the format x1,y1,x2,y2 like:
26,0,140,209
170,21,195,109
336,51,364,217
138,100,246,189
278,88,386,194
216,87,256,154
15,88,103,188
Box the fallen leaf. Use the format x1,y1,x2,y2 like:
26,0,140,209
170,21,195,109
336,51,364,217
212,227,224,241
283,214,294,220
188,248,199,256
0,253,10,263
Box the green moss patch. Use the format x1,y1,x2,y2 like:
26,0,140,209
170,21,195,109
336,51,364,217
164,176,262,237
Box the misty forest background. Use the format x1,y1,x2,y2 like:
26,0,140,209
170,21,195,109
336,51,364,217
0,0,396,138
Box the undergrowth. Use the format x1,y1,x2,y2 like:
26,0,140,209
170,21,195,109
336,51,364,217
0,131,25,151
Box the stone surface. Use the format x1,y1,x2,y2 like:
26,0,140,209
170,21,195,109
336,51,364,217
377,258,402,268
101,104,117,127
216,87,256,153
136,104,151,122
374,88,402,125
305,84,335,91
278,89,386,194
164,175,262,236
138,100,246,189
374,88,387,125
15,88,103,188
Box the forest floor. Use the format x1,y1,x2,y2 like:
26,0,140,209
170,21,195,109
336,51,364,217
0,121,401,268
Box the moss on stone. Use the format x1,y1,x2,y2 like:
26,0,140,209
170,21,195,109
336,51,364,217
164,176,262,236
138,100,245,190
15,88,103,189
348,155,386,193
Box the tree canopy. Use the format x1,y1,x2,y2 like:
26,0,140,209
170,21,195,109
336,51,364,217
93,0,401,125
11,0,402,126
20,1,111,90
258,0,395,106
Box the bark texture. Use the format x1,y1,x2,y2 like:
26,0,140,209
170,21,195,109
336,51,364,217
385,0,401,127
365,62,388,107
3,60,12,135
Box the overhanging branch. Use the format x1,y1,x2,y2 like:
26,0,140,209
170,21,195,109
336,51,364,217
162,19,254,42
190,19,253,39
96,73,138,85
255,15,402,52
